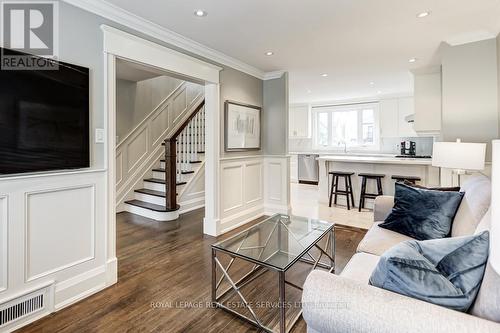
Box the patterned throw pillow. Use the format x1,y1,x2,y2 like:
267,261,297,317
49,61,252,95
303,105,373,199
369,231,489,312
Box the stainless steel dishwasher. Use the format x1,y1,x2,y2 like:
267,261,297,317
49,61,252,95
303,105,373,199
298,154,319,185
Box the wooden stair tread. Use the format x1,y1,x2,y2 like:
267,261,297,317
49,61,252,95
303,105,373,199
135,188,165,197
124,199,179,212
144,178,187,186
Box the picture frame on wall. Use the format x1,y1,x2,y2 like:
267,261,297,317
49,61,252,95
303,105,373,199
224,100,261,151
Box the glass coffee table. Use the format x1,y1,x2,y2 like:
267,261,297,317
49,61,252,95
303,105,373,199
211,214,334,333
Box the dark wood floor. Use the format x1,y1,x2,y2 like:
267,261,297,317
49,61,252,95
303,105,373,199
18,209,366,333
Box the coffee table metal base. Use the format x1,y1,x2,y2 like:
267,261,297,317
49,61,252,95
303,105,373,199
211,229,335,333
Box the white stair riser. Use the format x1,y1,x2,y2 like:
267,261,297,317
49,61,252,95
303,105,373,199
144,181,185,192
144,181,166,192
153,171,196,183
124,203,179,221
135,192,166,206
153,171,165,180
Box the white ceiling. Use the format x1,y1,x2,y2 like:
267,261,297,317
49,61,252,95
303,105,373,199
106,0,500,103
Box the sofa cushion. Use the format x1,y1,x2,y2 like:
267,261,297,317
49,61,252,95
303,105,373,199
357,222,415,256
378,183,464,240
340,252,380,283
369,231,490,312
470,263,500,322
452,175,491,237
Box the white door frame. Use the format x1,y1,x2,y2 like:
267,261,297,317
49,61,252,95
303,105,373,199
102,26,222,281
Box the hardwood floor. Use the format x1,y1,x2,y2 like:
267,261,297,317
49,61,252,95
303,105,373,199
18,209,366,333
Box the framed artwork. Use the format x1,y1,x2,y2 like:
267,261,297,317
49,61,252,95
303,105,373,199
224,101,261,151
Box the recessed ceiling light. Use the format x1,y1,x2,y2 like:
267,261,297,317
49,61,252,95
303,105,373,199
265,51,274,56
417,11,431,18
194,9,207,17
321,73,328,77
307,90,312,94
369,81,375,86
409,58,418,63
377,91,382,94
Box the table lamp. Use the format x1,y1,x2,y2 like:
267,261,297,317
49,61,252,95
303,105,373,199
432,139,486,186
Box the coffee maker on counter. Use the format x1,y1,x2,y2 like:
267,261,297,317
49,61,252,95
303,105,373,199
400,140,416,156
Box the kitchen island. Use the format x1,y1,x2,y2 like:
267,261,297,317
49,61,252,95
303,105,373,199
317,155,440,207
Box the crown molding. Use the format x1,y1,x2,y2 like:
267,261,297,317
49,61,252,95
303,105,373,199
63,0,268,79
263,70,285,80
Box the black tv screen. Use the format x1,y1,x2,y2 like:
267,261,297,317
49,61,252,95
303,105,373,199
0,48,90,175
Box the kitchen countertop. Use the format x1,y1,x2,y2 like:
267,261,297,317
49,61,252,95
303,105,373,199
318,155,433,166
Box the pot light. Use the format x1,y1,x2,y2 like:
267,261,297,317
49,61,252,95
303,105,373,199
377,90,382,94
265,51,274,56
321,73,328,77
409,58,417,63
417,11,431,18
194,9,207,17
369,81,375,86
307,89,312,94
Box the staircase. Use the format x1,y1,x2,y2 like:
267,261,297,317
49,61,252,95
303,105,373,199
123,101,206,221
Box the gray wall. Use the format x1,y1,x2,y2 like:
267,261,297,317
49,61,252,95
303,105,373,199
220,67,264,157
116,76,183,141
263,73,289,155
442,39,499,160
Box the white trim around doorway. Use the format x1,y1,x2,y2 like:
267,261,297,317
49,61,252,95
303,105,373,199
102,26,223,285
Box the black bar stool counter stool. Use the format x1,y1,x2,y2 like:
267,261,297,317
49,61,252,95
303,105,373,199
329,171,355,210
391,175,422,184
358,173,385,212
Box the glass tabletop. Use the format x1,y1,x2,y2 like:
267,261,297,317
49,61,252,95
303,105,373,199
212,214,334,270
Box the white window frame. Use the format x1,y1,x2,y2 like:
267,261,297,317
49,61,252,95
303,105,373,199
311,102,380,151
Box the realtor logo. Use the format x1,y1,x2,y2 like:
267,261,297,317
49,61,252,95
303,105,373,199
1,1,59,70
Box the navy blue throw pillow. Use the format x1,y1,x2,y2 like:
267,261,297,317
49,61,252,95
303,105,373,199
379,183,464,240
369,231,489,312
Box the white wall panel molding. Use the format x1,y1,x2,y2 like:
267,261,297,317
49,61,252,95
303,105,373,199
25,185,96,282
264,156,291,215
0,195,7,292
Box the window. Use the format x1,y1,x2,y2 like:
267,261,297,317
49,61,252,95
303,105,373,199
312,102,379,150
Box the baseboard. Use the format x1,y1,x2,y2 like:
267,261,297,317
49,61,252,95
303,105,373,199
54,264,109,310
264,203,291,216
219,205,265,234
178,197,205,214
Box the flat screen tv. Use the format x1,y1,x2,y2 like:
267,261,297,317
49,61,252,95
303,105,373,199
0,48,90,175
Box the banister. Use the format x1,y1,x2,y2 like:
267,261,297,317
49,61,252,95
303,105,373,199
163,99,205,210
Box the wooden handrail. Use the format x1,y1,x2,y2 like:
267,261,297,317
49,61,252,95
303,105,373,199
164,99,205,210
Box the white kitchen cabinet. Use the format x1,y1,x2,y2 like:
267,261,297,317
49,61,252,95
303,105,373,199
290,154,298,182
289,104,310,138
397,97,417,137
379,99,399,138
414,70,442,135
379,97,416,138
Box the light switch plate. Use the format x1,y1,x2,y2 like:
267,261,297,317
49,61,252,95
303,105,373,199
95,128,105,143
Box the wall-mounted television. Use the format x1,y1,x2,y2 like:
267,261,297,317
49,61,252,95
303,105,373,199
0,48,90,175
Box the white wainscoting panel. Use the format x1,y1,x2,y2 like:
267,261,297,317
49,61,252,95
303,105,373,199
126,128,148,172
244,162,263,204
264,156,291,215
150,104,170,146
221,164,244,213
115,152,123,187
219,157,266,234
25,185,96,282
0,195,7,292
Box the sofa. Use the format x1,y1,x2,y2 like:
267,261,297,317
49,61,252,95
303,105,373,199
302,175,500,333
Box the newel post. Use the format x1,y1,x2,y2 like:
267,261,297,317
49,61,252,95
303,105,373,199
164,138,177,210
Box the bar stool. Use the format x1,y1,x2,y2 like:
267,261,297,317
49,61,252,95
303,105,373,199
391,175,422,184
358,173,385,212
329,171,355,210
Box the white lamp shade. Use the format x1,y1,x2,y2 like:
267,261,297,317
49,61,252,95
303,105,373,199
432,141,486,171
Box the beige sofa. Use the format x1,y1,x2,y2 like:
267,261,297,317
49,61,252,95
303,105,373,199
302,176,500,333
